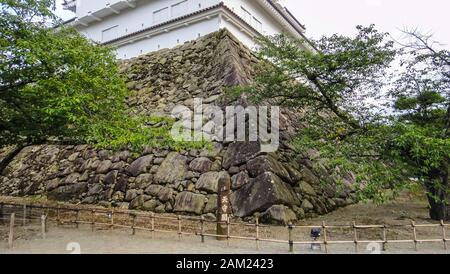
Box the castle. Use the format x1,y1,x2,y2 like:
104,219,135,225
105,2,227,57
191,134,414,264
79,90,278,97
0,30,356,224
62,0,314,59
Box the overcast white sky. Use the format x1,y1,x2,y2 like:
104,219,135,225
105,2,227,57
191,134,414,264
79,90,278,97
55,0,450,49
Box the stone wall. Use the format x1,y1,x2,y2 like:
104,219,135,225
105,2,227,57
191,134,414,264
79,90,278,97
0,30,357,224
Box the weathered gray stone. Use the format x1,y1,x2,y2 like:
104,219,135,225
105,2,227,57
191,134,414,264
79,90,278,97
102,188,114,200
174,192,206,214
153,158,165,165
48,182,88,201
87,184,103,196
154,152,188,184
104,170,118,185
96,160,112,174
165,202,173,213
110,161,126,171
145,185,163,196
158,187,173,203
135,174,153,188
98,150,111,160
23,181,40,195
292,205,305,219
204,195,218,214
155,204,166,213
67,152,80,162
195,171,229,194
228,166,240,175
142,200,160,211
222,142,261,169
112,191,124,202
64,173,80,185
82,196,97,204
247,156,291,183
125,189,138,202
260,205,297,225
231,172,300,217
285,164,303,183
231,172,250,190
301,199,314,212
300,167,320,186
117,151,131,162
46,179,60,191
114,175,128,192
130,195,145,209
78,171,90,182
126,155,153,177
298,181,316,196
189,157,212,173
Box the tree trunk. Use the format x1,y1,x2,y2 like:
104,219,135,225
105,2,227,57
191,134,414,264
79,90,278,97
425,163,450,221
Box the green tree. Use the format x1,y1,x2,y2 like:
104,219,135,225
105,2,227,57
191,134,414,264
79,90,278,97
390,29,450,220
1,0,127,148
0,0,204,172
237,25,450,220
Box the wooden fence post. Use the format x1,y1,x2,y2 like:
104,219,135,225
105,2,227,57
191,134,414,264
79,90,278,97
0,203,3,225
411,220,418,252
56,206,60,226
22,204,27,226
91,210,95,232
200,216,205,243
41,215,46,240
75,210,80,229
151,212,155,239
8,213,15,249
441,220,447,250
131,214,137,235
178,215,182,239
226,218,230,246
288,222,294,253
110,210,115,230
255,218,260,251
323,221,328,254
353,221,358,253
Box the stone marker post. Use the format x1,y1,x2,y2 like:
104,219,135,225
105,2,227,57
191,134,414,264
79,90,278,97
217,176,231,241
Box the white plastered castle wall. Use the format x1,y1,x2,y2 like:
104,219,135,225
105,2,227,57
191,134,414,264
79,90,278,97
67,0,300,59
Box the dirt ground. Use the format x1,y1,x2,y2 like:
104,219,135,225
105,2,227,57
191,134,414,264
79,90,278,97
0,192,449,254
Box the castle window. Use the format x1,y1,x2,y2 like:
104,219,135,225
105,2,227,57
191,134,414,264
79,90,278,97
253,17,262,32
241,7,251,23
153,7,169,23
172,0,188,18
101,25,118,42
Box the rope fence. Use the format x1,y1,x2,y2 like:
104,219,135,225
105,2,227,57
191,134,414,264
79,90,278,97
0,201,449,253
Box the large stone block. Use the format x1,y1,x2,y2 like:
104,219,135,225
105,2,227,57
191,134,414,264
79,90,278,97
154,152,188,184
174,192,206,214
231,172,300,217
222,142,261,170
260,205,297,225
126,155,153,177
189,157,212,173
246,156,291,183
48,182,88,201
195,171,229,194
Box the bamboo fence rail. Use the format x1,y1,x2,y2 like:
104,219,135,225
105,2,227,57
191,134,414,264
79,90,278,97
0,201,449,253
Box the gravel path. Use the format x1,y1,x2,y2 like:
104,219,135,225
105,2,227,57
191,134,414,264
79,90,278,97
1,193,449,254
0,224,449,254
